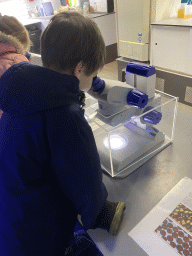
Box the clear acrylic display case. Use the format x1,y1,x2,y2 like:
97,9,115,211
84,90,178,178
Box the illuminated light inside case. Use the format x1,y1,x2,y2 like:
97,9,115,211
103,134,128,150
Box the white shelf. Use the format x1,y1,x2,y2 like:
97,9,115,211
151,18,192,27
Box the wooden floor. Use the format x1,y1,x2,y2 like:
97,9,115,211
98,61,192,115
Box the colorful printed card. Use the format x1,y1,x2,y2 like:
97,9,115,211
129,177,192,256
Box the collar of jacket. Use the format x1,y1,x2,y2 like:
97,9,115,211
0,31,26,55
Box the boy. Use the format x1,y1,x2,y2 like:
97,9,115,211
0,12,126,255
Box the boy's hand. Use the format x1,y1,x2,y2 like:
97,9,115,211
0,109,3,118
25,52,31,61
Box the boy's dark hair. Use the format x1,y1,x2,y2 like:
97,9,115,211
40,12,106,76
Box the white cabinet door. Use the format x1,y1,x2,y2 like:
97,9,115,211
93,13,117,46
116,0,150,44
150,25,192,76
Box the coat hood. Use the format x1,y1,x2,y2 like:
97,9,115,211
0,61,81,116
0,31,30,77
0,31,27,55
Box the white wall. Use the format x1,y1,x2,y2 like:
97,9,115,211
151,0,181,22
0,0,182,23
0,0,61,19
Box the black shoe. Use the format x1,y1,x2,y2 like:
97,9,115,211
93,200,126,236
108,202,126,236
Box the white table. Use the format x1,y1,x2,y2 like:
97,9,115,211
88,105,192,255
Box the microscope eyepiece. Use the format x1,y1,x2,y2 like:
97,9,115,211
91,76,105,95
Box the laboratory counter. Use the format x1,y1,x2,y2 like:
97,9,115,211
87,103,192,255
16,12,112,29
26,11,110,20
17,12,117,63
151,17,192,27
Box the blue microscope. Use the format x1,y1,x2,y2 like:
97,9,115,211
86,62,166,178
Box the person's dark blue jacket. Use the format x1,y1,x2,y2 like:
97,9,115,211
0,61,108,256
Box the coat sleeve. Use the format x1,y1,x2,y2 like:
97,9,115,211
45,105,108,230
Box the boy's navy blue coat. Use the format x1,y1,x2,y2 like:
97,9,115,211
0,62,108,256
